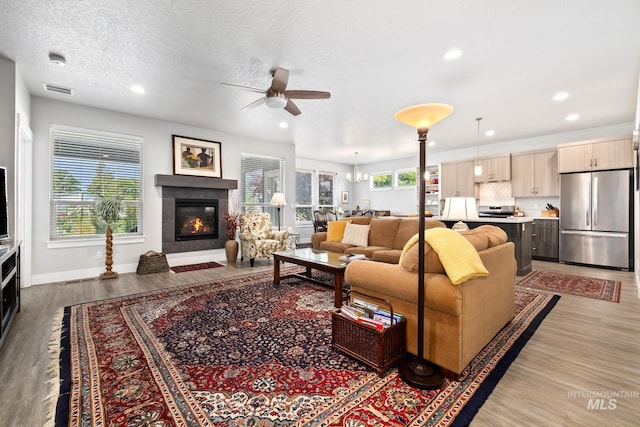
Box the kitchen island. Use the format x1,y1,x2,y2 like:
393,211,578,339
439,217,533,276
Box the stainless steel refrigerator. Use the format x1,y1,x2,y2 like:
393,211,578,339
559,169,632,269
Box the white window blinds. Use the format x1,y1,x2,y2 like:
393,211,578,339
50,126,143,239
240,153,284,223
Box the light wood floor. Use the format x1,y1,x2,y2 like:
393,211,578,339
0,259,637,427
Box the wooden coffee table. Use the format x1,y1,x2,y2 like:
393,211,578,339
273,248,350,307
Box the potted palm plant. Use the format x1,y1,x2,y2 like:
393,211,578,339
95,195,124,279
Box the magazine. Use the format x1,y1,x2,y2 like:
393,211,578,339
338,253,366,262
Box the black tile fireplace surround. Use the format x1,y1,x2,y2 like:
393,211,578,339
156,174,238,254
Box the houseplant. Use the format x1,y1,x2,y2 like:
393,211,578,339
95,196,124,279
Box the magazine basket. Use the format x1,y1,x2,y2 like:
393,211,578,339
331,291,406,377
136,250,170,275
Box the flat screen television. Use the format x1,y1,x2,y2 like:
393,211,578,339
0,167,8,240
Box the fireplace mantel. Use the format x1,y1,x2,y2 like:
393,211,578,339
155,174,238,190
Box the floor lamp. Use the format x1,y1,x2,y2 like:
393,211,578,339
270,192,287,231
395,103,454,389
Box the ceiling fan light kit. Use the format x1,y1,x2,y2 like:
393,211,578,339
265,94,288,109
222,67,330,116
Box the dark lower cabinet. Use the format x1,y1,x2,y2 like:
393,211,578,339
532,219,559,261
1,243,20,350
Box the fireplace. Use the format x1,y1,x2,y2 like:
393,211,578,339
156,174,237,254
175,199,218,241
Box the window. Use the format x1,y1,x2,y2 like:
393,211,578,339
371,171,392,190
50,126,143,240
318,172,335,210
396,168,417,188
295,169,313,223
241,153,284,225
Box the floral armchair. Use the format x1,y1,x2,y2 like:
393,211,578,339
239,212,289,267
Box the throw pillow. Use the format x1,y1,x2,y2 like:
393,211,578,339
326,220,350,242
341,223,370,246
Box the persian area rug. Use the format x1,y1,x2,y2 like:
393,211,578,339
518,270,621,303
51,271,559,427
170,261,224,273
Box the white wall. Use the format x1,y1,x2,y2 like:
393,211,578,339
0,58,16,240
30,97,296,285
355,122,634,215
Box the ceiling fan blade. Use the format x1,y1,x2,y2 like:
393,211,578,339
270,68,289,93
241,97,266,111
284,99,301,116
283,90,331,99
220,82,266,94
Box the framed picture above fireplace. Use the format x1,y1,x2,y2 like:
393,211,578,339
173,135,222,178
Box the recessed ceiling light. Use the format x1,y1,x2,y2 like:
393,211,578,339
553,91,569,101
485,130,495,137
443,48,463,61
279,121,289,129
427,140,436,147
566,113,579,121
48,52,66,66
130,85,145,94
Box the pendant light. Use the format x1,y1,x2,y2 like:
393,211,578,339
346,152,368,183
474,117,483,177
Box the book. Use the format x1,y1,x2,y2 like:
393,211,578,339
339,307,360,321
351,298,379,318
340,305,366,319
357,317,385,330
373,308,403,326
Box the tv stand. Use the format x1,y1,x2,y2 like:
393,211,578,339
0,243,20,350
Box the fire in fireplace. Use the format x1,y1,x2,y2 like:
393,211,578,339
175,199,218,241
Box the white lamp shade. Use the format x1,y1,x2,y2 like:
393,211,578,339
442,197,478,219
270,192,287,206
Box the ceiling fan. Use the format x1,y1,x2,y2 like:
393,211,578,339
221,68,330,116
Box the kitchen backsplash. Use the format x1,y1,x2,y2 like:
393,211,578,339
515,197,560,217
478,182,559,217
478,182,515,206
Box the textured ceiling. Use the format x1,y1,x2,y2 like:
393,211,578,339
1,0,639,164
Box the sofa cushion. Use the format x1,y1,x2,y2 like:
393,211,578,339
347,217,372,226
326,220,350,242
319,241,355,253
400,229,490,284
392,218,446,249
393,219,419,249
401,240,445,274
368,218,400,248
345,246,390,258
475,225,508,247
456,230,490,251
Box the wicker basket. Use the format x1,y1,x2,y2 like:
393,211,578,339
331,292,406,377
136,250,170,275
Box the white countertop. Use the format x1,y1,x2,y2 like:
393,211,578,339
434,216,534,224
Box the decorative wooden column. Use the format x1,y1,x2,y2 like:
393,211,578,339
99,225,118,280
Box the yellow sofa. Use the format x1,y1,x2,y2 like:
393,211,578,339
344,225,516,376
311,217,446,264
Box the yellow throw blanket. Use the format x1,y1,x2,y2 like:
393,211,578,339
400,228,488,285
